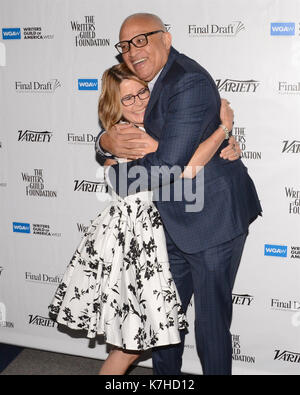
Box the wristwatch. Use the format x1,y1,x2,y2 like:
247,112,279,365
219,124,231,140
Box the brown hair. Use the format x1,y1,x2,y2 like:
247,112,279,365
98,63,147,130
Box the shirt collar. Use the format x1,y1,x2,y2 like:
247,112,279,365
148,69,162,93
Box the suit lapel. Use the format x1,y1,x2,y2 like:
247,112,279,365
144,47,179,123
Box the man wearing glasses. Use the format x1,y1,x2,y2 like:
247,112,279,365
95,13,261,375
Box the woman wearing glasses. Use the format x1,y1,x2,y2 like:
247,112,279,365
49,63,238,375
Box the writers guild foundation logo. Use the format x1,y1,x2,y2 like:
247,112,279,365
25,272,62,285
232,293,254,306
216,79,260,93
67,132,96,144
74,179,108,193
15,79,61,93
77,220,94,234
18,130,53,143
21,168,57,198
282,140,300,154
278,81,300,95
285,187,300,215
232,127,262,160
28,314,56,328
70,15,110,47
189,21,245,37
232,334,255,363
274,350,300,363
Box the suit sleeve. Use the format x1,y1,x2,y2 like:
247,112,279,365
108,72,218,197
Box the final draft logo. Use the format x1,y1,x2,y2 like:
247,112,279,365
15,79,61,93
278,81,300,95
271,298,300,312
274,350,300,363
18,130,53,143
189,21,245,37
67,132,96,144
70,15,110,47
25,271,62,285
21,168,57,198
232,126,262,160
216,79,260,93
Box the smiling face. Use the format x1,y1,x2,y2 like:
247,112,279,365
120,15,172,82
120,79,150,124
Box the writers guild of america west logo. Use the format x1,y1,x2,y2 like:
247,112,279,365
216,79,260,93
282,140,300,154
189,21,245,37
18,130,53,143
274,350,300,363
21,168,57,198
285,187,300,215
232,127,262,160
15,79,61,93
70,15,110,47
28,314,56,328
232,334,255,363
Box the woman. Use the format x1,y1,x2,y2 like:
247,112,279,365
49,63,238,375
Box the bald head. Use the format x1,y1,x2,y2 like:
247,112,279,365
118,13,172,82
120,13,166,37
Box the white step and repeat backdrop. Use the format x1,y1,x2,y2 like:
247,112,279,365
0,0,300,375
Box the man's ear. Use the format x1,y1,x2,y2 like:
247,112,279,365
163,32,172,50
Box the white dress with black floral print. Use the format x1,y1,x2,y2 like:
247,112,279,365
49,168,188,351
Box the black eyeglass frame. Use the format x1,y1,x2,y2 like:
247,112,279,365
115,30,165,54
120,87,150,107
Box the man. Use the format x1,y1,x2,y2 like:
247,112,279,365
95,13,262,375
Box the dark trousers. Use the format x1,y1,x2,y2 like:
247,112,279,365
152,230,248,375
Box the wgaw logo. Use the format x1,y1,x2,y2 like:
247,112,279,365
274,350,300,363
264,244,287,258
271,23,295,36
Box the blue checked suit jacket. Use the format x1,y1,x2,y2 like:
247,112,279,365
95,47,262,253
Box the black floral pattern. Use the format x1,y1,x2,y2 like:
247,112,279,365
49,190,188,350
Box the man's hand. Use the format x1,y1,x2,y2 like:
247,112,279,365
220,136,241,161
100,123,158,160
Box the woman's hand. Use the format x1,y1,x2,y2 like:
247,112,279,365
220,98,234,131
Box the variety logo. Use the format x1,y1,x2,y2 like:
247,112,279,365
232,334,255,364
271,23,295,36
274,350,300,363
15,79,61,93
78,79,98,90
282,140,300,153
232,293,254,306
285,187,300,215
18,130,53,143
28,314,56,328
74,179,107,193
264,244,287,258
21,168,57,198
13,222,31,233
232,126,262,160
2,28,21,40
215,79,260,93
70,15,110,47
189,21,245,37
